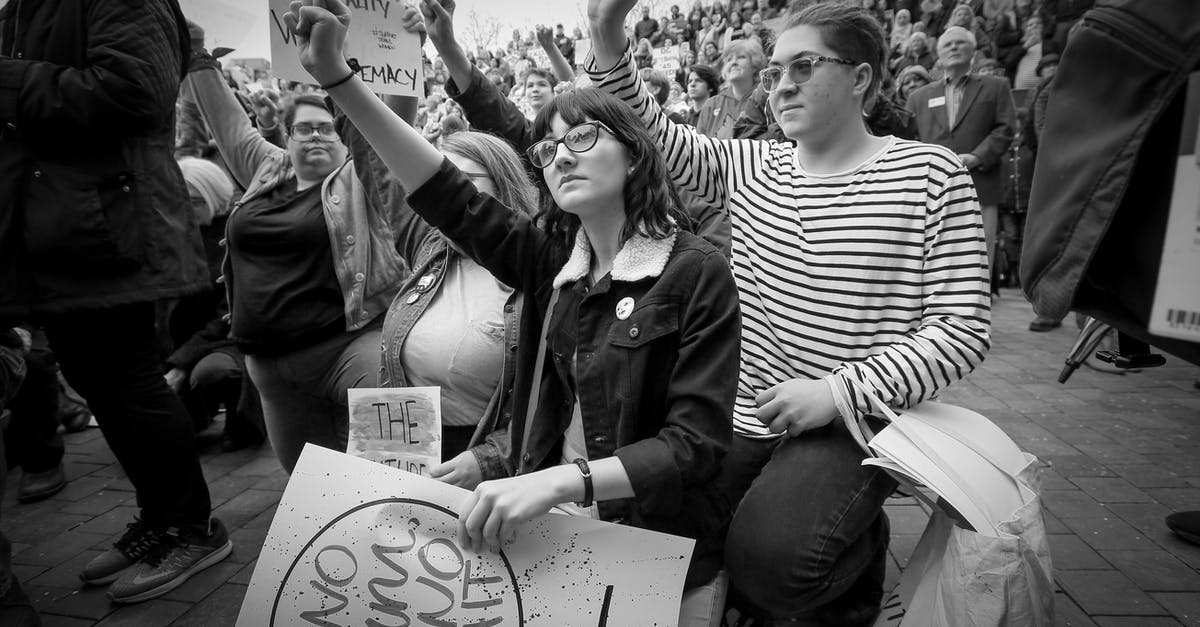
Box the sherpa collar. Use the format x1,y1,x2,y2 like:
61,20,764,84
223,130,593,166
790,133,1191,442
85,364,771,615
552,227,677,288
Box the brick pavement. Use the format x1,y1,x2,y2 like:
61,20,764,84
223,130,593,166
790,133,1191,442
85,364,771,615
2,293,1198,625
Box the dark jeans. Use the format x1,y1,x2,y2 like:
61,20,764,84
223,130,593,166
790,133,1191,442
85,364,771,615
719,423,897,621
41,303,211,530
181,351,264,444
4,329,62,473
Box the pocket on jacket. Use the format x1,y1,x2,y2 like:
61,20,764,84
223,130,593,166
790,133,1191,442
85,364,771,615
24,165,145,274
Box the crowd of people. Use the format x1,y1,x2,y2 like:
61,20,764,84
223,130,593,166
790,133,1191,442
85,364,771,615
1,0,1099,625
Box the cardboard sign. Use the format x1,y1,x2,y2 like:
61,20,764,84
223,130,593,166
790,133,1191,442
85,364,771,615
268,0,424,95
652,46,680,71
347,387,441,476
238,445,694,626
1149,71,1200,343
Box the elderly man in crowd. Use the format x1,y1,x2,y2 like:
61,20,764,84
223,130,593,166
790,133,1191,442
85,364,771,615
908,25,1016,289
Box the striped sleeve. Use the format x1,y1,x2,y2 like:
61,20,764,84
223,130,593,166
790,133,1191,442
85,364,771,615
585,42,748,207
834,149,992,416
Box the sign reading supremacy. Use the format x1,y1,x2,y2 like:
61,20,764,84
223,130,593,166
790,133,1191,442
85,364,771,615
238,445,693,626
268,0,424,96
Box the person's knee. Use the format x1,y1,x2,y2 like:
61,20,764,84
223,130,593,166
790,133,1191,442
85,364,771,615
725,518,835,614
189,354,241,391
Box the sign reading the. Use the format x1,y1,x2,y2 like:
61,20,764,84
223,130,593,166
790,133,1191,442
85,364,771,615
347,387,441,476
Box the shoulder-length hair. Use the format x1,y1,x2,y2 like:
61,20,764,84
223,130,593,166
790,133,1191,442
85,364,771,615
530,88,688,249
439,131,538,217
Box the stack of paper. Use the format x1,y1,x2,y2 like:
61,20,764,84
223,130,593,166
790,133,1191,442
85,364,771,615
856,402,1029,537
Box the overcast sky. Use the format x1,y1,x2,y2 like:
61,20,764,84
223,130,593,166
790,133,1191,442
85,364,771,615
193,0,592,63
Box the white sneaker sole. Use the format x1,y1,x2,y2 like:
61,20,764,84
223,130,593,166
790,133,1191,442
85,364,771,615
107,540,233,604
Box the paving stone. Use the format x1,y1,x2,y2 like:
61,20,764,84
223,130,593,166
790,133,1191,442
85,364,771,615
1045,456,1117,479
172,583,249,626
41,586,117,621
229,455,284,477
888,534,922,568
24,584,78,611
1145,488,1200,512
4,513,92,547
1151,592,1200,626
1056,592,1098,626
54,476,127,502
1043,509,1071,535
94,599,191,626
1062,515,1154,551
1098,550,1200,592
1044,490,1110,519
229,559,257,585
28,549,100,590
884,504,929,535
1153,530,1200,570
1094,618,1184,626
61,461,107,482
1105,501,1174,536
161,561,244,603
1057,570,1165,616
12,530,111,569
1071,477,1154,504
228,525,270,565
1049,534,1111,570
212,488,281,530
70,506,140,537
60,490,133,517
40,615,98,627
1106,464,1192,489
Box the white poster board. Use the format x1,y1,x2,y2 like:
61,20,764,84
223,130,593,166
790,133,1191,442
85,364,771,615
268,0,425,95
178,0,260,54
652,46,680,71
347,387,442,476
238,445,693,626
1149,71,1200,343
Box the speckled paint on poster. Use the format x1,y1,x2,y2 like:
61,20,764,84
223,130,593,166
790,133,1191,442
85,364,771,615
237,444,693,626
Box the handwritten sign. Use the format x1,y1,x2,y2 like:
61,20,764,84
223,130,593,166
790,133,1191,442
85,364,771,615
652,46,681,71
347,387,441,475
239,445,694,626
268,0,425,96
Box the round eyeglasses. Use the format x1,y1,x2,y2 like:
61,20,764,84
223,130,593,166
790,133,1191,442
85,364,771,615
759,55,859,93
525,121,616,169
288,123,339,141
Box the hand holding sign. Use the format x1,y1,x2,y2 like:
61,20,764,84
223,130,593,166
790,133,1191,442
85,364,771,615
429,449,484,489
283,0,353,85
459,466,577,553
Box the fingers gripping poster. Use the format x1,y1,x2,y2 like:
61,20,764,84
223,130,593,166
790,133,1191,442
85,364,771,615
268,0,424,96
238,445,694,626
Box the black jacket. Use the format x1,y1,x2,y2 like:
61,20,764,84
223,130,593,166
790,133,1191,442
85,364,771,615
0,0,207,317
409,159,741,587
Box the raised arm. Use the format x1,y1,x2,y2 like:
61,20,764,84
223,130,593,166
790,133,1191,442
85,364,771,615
536,26,576,83
419,0,537,152
585,0,742,208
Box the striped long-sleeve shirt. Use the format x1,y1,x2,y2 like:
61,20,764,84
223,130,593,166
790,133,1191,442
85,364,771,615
587,46,992,438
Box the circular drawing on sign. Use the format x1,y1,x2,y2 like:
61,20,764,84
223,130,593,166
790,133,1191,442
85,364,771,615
270,498,524,626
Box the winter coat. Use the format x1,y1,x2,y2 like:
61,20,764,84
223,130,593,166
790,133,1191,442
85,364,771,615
0,0,209,317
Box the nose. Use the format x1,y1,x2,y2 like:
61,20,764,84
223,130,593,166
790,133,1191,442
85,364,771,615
552,141,576,169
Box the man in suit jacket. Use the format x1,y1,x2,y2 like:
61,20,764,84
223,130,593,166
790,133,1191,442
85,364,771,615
908,26,1016,287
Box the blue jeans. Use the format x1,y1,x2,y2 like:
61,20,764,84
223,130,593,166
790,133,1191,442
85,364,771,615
245,321,382,474
720,422,896,622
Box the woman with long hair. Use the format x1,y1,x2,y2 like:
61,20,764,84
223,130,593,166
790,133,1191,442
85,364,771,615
287,0,741,590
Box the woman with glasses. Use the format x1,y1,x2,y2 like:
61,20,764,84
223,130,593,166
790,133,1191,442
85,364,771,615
587,1,990,624
181,36,411,474
285,0,741,591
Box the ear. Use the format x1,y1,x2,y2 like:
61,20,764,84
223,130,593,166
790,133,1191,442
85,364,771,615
851,62,874,99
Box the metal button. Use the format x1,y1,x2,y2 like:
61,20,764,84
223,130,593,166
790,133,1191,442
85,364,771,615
509,344,518,352
405,292,419,304
504,304,513,313
360,310,370,318
583,352,594,360
592,435,606,443
628,326,640,339
216,275,226,284
218,238,227,247
354,272,365,282
32,169,41,178
121,185,130,192
221,313,232,323
522,453,531,463
330,194,341,204
345,235,355,244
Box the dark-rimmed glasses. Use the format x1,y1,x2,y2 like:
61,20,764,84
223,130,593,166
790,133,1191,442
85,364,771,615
759,55,859,93
525,121,616,169
288,123,339,141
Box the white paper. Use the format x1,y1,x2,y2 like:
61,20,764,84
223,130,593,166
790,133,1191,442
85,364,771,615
347,387,441,476
268,0,424,95
238,445,694,626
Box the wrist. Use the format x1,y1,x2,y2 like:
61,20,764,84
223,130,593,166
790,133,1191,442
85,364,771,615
548,464,585,504
310,61,353,88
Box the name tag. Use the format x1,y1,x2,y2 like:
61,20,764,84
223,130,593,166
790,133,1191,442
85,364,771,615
929,96,946,108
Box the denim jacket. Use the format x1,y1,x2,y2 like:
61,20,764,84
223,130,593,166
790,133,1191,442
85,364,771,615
179,61,408,333
378,233,523,480
409,160,741,582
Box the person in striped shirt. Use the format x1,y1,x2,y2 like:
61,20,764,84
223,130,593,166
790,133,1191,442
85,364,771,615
587,1,991,623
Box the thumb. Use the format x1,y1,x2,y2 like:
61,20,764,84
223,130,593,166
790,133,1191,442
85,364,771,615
429,461,452,479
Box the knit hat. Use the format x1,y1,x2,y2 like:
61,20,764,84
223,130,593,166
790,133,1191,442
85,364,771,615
897,64,933,86
178,157,234,226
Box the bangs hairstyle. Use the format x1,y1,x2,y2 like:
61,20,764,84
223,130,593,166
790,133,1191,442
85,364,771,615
283,94,331,132
439,131,538,217
530,88,688,248
688,64,721,95
783,3,887,109
522,67,555,86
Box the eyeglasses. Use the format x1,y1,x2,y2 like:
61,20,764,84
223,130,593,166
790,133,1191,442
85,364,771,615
525,121,616,169
288,123,339,141
759,55,859,93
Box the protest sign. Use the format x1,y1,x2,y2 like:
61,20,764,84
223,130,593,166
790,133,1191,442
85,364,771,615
179,0,259,54
525,47,552,72
268,0,424,96
653,46,681,71
239,445,694,626
347,387,441,476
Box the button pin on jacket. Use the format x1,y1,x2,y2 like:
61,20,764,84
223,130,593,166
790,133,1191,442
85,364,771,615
616,297,635,320
405,292,420,305
417,274,435,291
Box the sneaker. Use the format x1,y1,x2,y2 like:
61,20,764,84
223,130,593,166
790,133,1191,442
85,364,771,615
17,463,67,504
80,519,167,586
107,518,232,604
